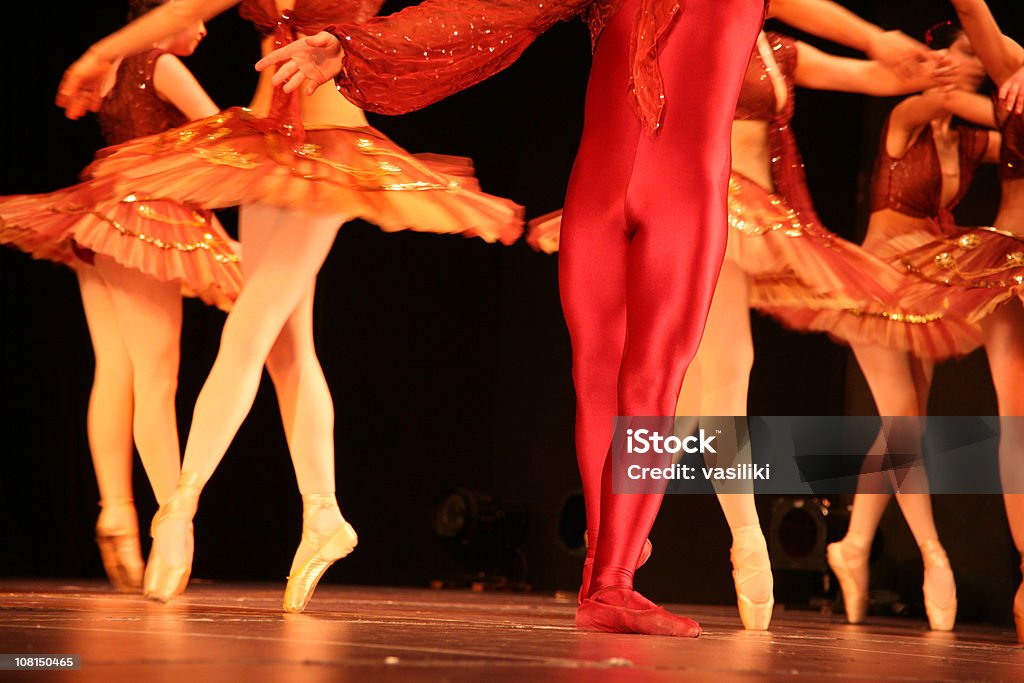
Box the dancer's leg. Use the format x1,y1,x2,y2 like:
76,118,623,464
686,261,760,531
180,205,342,485
590,0,763,596
77,265,144,589
566,0,763,636
146,205,342,587
680,262,771,624
834,343,952,625
981,299,1024,640
93,256,182,505
77,265,135,507
249,232,356,612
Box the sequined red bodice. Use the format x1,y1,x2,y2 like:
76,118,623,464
97,50,186,146
998,110,1024,181
239,0,383,35
870,116,989,219
735,33,797,123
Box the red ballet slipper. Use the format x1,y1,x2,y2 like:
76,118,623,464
576,587,701,637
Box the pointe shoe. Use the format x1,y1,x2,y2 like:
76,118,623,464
143,473,200,603
827,534,871,624
577,534,653,605
95,499,144,592
919,539,957,631
576,587,701,637
282,494,358,614
1013,562,1024,644
730,526,774,630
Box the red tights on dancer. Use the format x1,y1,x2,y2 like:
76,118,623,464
560,0,763,634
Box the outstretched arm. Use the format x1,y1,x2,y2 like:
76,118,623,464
58,0,238,119
153,54,220,121
950,0,1024,85
770,0,930,77
258,0,590,115
793,41,951,96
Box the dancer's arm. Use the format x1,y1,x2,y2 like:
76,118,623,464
770,0,929,76
258,0,589,114
949,0,1024,85
58,0,239,118
153,55,220,120
890,90,997,131
793,41,950,96
999,64,1024,114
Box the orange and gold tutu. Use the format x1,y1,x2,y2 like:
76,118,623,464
0,180,240,311
84,108,523,245
896,226,1024,324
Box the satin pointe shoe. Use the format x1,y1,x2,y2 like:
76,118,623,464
827,533,871,624
919,539,957,631
282,494,358,614
95,498,144,592
577,533,653,605
730,525,774,630
1013,561,1024,644
576,587,701,637
143,472,200,603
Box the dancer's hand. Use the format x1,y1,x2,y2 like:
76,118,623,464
57,49,117,120
867,30,931,80
255,31,345,96
1000,64,1024,115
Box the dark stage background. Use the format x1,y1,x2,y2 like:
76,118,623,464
1,1,1022,625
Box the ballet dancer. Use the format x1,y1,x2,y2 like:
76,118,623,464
55,0,522,612
0,0,239,591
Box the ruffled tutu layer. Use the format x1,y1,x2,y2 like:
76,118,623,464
0,181,241,311
86,108,523,244
727,174,904,309
896,226,1024,324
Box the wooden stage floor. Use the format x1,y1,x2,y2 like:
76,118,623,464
1,580,1022,681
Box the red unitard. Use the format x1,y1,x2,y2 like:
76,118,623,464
326,0,764,631
560,0,763,599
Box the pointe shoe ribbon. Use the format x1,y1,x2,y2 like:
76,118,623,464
143,473,200,603
576,587,701,637
95,498,144,592
282,494,358,614
730,527,774,631
919,539,957,632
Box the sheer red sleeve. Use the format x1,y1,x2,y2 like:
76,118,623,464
326,0,591,115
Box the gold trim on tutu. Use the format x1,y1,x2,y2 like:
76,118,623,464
897,226,1024,325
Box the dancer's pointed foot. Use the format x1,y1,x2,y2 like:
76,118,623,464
95,498,144,592
576,587,700,637
730,525,774,630
143,473,200,603
919,539,956,631
282,493,358,614
827,532,871,623
578,534,653,605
